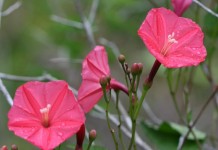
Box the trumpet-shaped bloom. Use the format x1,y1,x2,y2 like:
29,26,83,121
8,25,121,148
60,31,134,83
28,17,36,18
78,46,125,113
172,0,192,16
8,81,85,150
138,7,206,68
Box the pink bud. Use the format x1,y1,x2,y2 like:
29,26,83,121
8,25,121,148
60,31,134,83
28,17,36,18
100,76,109,87
138,63,143,74
131,63,143,75
89,129,97,141
171,0,192,16
131,63,140,75
11,145,18,150
1,145,8,150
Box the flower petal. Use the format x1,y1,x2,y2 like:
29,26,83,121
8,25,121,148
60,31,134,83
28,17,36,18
78,46,111,113
82,45,110,81
8,81,85,150
172,0,193,16
138,7,206,68
78,80,103,113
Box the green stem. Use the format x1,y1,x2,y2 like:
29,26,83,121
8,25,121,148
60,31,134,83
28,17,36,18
128,83,150,150
167,69,186,124
102,88,118,150
128,60,161,150
86,141,93,150
128,119,136,150
135,74,141,99
121,63,130,88
115,91,126,150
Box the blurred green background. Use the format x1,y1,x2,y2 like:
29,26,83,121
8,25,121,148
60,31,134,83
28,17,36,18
0,0,218,149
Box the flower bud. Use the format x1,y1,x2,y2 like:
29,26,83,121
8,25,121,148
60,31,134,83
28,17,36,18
131,63,143,76
131,63,140,76
118,54,125,64
100,76,109,88
11,145,18,150
1,145,8,150
138,63,143,74
172,0,192,16
89,129,97,142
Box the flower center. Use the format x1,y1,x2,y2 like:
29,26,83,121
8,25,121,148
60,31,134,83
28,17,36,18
161,32,178,56
40,104,51,128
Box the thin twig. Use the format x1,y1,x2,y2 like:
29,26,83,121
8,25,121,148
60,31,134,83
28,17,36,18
193,0,218,18
88,0,99,25
74,0,96,47
1,1,21,16
177,87,218,150
99,37,121,58
0,78,13,106
0,72,57,81
0,0,4,27
51,15,83,29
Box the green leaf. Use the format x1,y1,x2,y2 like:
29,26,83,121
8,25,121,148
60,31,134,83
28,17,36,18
141,121,206,150
161,122,206,140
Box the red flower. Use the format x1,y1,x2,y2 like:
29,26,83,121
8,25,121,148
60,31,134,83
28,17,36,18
8,81,85,150
172,0,192,16
138,7,207,68
78,46,127,113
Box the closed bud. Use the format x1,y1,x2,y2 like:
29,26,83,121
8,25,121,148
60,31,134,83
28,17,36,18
100,76,108,88
1,145,8,150
89,129,97,142
138,63,143,74
131,63,140,76
11,145,18,150
118,54,125,64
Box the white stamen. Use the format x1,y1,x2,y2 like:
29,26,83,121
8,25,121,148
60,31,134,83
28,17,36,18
40,104,51,114
161,32,178,56
40,104,51,127
168,32,178,44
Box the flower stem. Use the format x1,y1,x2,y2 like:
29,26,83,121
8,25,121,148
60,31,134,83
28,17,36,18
121,63,130,88
86,141,93,150
128,119,137,150
134,59,161,119
167,69,186,124
128,59,161,150
115,91,126,150
102,87,118,150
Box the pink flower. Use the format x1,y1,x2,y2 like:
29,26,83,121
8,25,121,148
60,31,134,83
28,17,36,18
8,81,85,150
138,7,206,68
172,0,192,16
78,46,127,113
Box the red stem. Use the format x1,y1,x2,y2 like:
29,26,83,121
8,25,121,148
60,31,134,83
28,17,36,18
145,59,161,87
